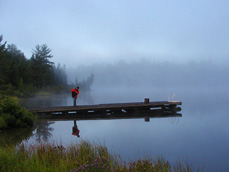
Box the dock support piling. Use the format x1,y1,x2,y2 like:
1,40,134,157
145,117,150,122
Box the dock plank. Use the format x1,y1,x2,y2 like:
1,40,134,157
29,101,182,118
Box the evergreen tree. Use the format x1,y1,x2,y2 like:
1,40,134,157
52,63,67,86
6,44,28,87
30,44,54,88
77,73,94,91
0,35,7,86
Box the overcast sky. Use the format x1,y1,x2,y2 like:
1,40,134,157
1,0,229,67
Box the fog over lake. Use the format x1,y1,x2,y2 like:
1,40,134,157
14,61,229,172
67,60,228,90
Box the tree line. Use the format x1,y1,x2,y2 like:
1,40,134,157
0,35,68,96
73,59,229,89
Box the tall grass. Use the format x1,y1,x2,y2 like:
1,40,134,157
0,141,203,172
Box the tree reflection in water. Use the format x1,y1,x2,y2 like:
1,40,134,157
0,127,34,146
0,121,55,146
33,120,55,142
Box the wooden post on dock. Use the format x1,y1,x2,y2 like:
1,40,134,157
144,98,149,103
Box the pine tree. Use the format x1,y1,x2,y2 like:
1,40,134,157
30,44,54,88
0,35,7,86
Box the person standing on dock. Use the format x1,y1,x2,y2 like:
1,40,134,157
71,86,79,106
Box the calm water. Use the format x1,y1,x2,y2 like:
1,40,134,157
1,87,229,171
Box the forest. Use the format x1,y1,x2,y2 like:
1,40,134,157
0,35,94,97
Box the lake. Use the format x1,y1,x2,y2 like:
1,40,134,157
1,87,229,171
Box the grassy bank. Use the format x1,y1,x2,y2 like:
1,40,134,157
0,141,203,172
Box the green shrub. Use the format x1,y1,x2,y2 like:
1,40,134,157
0,95,36,129
0,116,6,128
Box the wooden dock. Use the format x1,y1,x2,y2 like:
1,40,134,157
29,99,182,120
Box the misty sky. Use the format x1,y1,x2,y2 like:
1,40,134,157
1,0,229,67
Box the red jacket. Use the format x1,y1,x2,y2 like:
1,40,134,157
71,88,79,98
72,126,80,137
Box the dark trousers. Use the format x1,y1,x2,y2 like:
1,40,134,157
73,97,77,106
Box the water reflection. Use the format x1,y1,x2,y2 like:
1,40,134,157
0,127,34,146
72,120,80,137
33,121,55,142
34,112,182,143
0,111,181,146
65,111,182,121
0,121,55,146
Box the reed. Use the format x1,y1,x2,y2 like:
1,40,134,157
0,141,203,172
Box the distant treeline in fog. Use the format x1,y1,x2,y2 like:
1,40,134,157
0,35,67,96
69,59,229,89
0,35,93,96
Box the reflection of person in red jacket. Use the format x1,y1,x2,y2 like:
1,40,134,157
71,87,79,106
72,120,80,137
